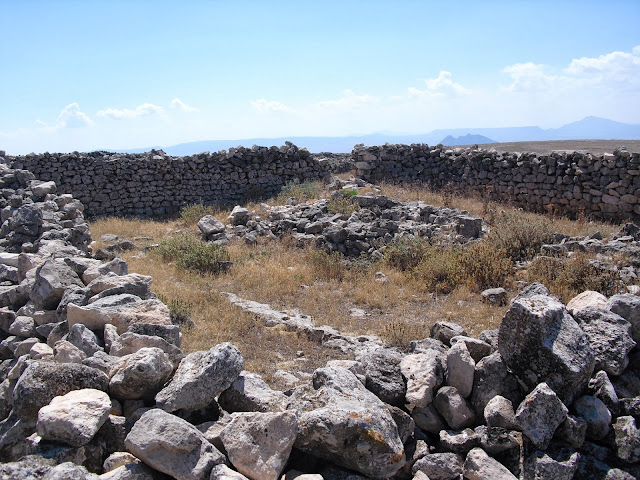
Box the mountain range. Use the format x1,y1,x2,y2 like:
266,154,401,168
123,116,640,155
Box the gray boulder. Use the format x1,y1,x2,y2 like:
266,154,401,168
361,348,406,407
218,371,288,413
31,259,83,310
412,403,448,434
219,411,298,480
65,323,104,357
588,370,620,415
612,415,640,464
573,307,635,376
498,284,595,404
197,215,226,237
463,447,517,480
483,395,518,430
42,462,98,480
522,443,580,480
125,408,225,480
573,395,611,440
470,351,522,417
446,340,475,398
12,361,109,420
514,382,568,449
109,347,174,401
411,452,464,479
431,321,467,346
36,388,111,447
433,386,475,430
400,350,443,411
288,366,405,479
607,293,640,343
155,342,243,412
555,414,587,449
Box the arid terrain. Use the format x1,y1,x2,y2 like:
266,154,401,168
474,139,640,155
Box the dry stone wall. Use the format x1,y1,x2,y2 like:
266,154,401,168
353,144,640,221
6,143,329,218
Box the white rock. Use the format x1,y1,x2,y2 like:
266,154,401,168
400,351,443,411
463,447,517,480
446,341,475,398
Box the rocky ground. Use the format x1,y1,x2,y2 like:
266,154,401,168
0,157,638,479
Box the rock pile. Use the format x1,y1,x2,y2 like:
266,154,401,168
198,194,484,256
7,143,329,218
0,157,638,480
353,144,640,222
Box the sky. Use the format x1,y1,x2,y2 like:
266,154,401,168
1,0,639,154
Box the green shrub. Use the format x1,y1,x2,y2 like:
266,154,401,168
338,188,358,197
277,179,323,203
379,318,428,349
485,211,554,261
413,247,463,294
156,232,230,274
383,236,433,272
460,242,513,292
157,293,194,328
327,194,360,215
180,203,219,226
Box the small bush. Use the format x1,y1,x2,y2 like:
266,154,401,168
485,211,554,261
338,189,358,197
379,318,428,349
277,179,323,203
327,194,360,215
307,249,346,281
156,232,230,274
383,236,433,272
460,242,513,292
180,203,219,226
158,293,194,328
525,253,622,302
413,247,463,294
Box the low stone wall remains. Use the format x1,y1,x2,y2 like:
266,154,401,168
353,144,640,221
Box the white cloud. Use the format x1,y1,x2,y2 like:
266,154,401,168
170,98,197,112
317,89,378,110
97,103,165,119
250,99,295,114
502,62,564,93
408,71,471,99
56,103,92,128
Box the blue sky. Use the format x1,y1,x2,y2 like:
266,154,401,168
1,0,639,154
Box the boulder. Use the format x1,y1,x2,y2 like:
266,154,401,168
483,395,518,430
127,323,182,348
573,307,635,376
463,447,517,480
522,443,580,480
481,287,508,306
588,370,620,415
108,332,183,367
412,403,448,435
433,386,475,430
470,351,522,417
197,215,226,237
155,342,243,413
450,335,493,363
210,465,251,479
109,347,174,401
514,382,568,449
36,389,111,447
361,348,406,407
431,321,467,346
30,259,83,310
219,411,298,480
573,395,612,440
218,371,288,413
125,408,225,480
64,323,104,357
439,428,479,454
446,340,475,398
555,414,587,449
400,350,443,411
12,361,109,420
288,366,405,479
86,273,153,299
612,415,640,463
607,293,640,343
411,452,464,479
54,339,87,364
498,284,595,404
566,290,608,315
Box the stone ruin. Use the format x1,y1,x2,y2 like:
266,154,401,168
0,152,638,479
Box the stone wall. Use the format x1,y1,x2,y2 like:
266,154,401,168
353,144,640,221
6,143,329,218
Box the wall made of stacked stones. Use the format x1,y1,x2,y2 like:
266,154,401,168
353,144,640,221
7,144,328,218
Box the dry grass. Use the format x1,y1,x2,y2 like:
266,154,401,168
88,181,630,382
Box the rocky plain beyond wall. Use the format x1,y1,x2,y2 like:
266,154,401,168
3,142,640,220
353,144,640,222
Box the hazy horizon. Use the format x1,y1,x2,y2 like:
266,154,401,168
1,0,639,155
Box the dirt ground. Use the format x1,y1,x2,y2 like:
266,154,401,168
472,139,640,155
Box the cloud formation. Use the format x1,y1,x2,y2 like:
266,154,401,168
56,103,92,128
250,99,294,114
408,71,471,99
170,98,196,112
97,103,165,119
317,90,379,110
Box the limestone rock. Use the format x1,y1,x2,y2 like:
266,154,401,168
288,366,405,479
446,340,475,398
210,464,250,479
573,307,635,376
438,428,479,454
484,395,518,430
463,447,517,480
31,259,83,310
42,462,99,479
412,403,447,434
522,443,580,480
36,389,111,447
607,293,640,343
434,386,475,430
197,215,226,237
612,415,640,463
566,290,608,315
555,414,587,449
54,339,87,364
498,284,595,404
573,395,612,440
125,408,225,480
431,321,467,346
155,342,243,413
109,332,183,367
481,287,507,306
588,370,620,415
12,361,109,420
470,351,522,417
361,348,406,407
411,452,464,479
400,350,443,411
450,335,493,363
65,323,104,357
87,273,153,300
218,371,288,413
219,411,298,480
514,382,568,449
127,322,182,348
109,347,174,401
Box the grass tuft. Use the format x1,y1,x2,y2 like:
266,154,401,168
155,232,230,274
179,203,220,226
277,179,324,203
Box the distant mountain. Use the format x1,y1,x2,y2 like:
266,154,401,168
440,134,497,146
120,116,640,154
